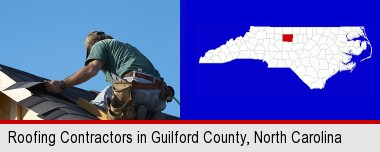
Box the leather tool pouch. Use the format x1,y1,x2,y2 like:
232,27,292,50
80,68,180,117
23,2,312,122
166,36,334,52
106,82,136,120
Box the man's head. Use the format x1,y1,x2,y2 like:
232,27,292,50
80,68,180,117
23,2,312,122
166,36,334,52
85,31,113,58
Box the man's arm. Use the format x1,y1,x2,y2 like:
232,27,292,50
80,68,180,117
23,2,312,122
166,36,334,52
45,60,103,93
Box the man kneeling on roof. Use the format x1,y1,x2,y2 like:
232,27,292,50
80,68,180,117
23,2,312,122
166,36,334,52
45,31,174,120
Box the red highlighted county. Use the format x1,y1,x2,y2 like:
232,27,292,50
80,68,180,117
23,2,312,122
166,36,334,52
282,34,293,42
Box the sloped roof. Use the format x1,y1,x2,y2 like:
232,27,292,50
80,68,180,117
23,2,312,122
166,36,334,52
0,64,179,120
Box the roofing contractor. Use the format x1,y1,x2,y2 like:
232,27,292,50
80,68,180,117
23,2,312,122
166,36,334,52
45,31,174,120
8,130,133,146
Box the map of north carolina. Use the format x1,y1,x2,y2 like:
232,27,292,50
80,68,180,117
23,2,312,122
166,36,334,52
199,26,372,89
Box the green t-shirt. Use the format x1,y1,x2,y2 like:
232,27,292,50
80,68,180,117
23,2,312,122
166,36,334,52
85,39,161,83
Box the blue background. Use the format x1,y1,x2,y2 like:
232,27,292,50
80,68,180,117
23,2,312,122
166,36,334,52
181,0,379,119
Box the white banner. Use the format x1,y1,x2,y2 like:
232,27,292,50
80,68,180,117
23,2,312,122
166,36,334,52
0,124,379,152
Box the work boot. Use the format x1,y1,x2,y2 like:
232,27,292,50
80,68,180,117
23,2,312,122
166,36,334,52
146,111,165,120
124,103,136,119
136,105,148,120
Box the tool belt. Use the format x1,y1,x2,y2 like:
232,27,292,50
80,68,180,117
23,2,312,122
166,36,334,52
106,82,136,120
106,81,175,120
124,71,162,83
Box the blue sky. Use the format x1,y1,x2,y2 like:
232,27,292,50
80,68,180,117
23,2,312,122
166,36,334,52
0,0,180,117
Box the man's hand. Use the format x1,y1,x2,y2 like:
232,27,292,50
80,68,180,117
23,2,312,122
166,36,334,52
45,80,62,94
